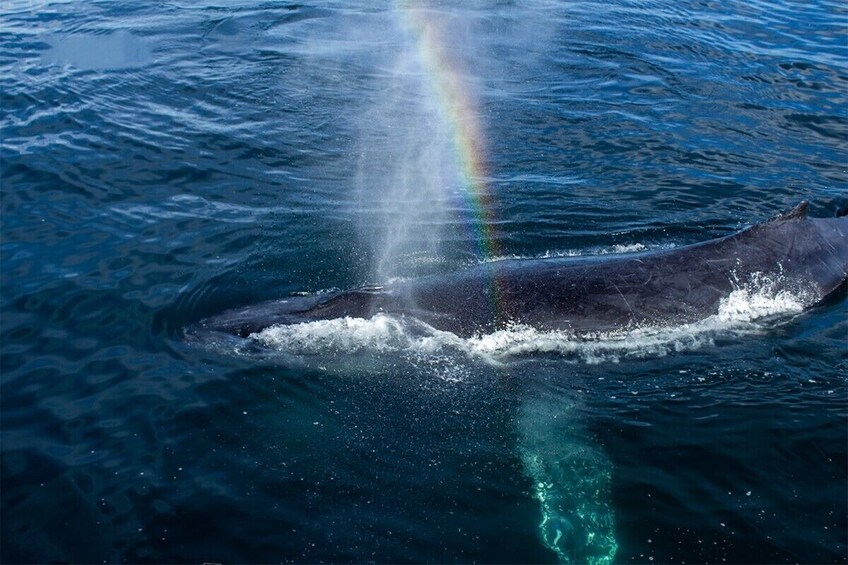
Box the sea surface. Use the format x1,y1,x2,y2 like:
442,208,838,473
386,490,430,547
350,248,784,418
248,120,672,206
2,1,847,563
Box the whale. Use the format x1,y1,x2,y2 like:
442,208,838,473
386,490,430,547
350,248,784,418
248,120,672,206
189,201,846,565
193,202,847,340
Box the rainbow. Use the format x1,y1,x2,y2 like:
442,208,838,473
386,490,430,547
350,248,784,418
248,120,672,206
399,2,508,326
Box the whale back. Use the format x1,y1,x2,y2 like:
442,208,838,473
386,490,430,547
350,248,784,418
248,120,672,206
193,204,848,339
392,203,848,334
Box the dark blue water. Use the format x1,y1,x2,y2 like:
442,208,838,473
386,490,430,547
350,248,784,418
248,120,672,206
2,1,846,563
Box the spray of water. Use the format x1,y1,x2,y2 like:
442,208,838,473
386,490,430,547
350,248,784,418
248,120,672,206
352,1,564,280
354,7,468,281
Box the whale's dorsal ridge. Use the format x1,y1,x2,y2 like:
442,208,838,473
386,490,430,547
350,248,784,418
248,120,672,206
771,201,809,223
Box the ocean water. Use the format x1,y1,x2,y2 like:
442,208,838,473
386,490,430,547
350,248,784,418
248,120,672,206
2,1,847,563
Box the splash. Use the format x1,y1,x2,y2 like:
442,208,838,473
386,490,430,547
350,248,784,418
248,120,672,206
247,270,811,364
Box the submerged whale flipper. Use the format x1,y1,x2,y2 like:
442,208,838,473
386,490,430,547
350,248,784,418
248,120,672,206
193,203,847,340
518,390,617,564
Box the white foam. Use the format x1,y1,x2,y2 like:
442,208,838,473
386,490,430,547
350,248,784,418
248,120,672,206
483,242,676,263
715,271,811,322
248,272,814,365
